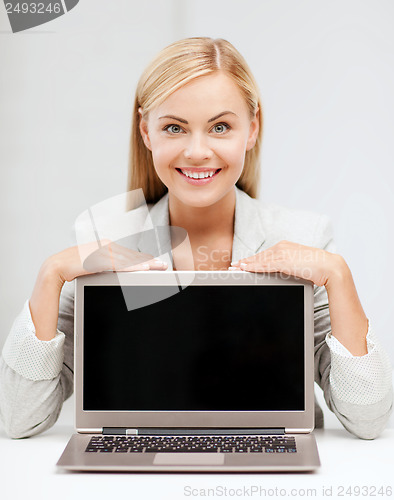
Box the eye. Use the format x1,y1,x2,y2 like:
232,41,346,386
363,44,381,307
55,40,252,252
212,122,231,134
163,124,184,134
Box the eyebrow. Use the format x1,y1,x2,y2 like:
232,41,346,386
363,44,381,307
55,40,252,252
158,111,237,124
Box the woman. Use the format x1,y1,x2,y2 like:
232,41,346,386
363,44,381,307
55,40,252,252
0,37,392,439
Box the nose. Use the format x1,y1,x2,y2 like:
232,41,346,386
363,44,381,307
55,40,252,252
183,133,213,163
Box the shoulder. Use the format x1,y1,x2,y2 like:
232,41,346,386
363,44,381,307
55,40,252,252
256,200,334,249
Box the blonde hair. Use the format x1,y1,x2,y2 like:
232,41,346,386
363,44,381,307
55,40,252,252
127,37,263,205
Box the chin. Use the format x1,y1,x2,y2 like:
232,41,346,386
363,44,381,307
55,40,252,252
179,190,230,209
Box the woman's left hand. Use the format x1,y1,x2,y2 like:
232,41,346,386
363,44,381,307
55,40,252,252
230,240,369,355
229,240,345,287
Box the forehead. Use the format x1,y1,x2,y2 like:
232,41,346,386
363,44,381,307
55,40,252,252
150,72,249,118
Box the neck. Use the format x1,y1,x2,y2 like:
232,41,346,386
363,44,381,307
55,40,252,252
168,187,236,239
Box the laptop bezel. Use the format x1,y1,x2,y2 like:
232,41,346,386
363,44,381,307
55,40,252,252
74,271,315,433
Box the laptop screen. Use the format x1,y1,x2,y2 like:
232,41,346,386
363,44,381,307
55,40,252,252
83,284,305,412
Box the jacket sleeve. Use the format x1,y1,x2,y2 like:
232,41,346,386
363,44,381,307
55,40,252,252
0,280,75,439
313,214,393,439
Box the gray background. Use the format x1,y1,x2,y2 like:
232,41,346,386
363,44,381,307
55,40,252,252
0,0,393,425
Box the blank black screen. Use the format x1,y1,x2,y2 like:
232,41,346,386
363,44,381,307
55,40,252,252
83,285,305,411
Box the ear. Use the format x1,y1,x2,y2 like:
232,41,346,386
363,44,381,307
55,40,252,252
246,107,260,151
138,107,152,151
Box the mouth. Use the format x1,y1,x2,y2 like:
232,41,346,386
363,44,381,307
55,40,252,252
175,168,222,185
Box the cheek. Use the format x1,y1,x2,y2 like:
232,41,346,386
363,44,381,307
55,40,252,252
151,138,181,167
215,138,248,167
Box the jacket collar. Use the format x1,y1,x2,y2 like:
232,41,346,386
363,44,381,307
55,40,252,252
137,186,266,267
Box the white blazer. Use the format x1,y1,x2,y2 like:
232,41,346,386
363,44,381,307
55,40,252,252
0,186,392,439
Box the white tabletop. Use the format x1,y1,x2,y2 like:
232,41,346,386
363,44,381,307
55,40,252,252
1,391,393,500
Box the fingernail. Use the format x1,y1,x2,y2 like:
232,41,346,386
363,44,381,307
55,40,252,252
240,262,247,268
228,266,239,270
141,263,149,269
230,261,239,266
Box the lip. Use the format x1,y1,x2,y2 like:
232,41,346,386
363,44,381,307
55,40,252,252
176,168,222,186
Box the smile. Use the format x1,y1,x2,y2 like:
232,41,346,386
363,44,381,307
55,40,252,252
176,168,222,185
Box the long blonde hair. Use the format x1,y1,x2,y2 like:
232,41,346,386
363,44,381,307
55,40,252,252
127,37,263,205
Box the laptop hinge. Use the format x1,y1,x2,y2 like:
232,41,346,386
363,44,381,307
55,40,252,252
102,427,285,436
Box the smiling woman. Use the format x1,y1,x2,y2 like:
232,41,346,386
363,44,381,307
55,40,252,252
0,37,392,441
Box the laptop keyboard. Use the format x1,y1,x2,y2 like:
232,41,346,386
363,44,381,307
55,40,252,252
85,435,297,453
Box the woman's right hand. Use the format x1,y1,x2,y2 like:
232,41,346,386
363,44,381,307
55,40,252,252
49,238,168,285
30,240,167,341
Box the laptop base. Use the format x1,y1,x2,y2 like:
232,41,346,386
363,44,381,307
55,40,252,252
56,433,321,472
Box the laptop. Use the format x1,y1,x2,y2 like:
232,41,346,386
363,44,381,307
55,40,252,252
56,270,321,472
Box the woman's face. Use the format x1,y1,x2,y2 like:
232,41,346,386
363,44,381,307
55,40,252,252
139,71,259,208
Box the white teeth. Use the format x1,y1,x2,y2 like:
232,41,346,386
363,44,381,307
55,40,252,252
180,169,217,179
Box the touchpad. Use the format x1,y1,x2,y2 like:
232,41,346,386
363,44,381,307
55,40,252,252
153,453,225,465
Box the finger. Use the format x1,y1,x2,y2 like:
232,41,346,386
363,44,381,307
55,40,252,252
110,242,154,262
146,258,168,269
83,250,149,272
102,245,155,269
121,258,168,271
234,257,263,267
110,245,154,266
120,263,150,271
240,261,278,273
100,240,153,262
108,243,116,271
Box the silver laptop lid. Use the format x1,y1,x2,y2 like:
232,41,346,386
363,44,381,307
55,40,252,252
74,271,315,433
